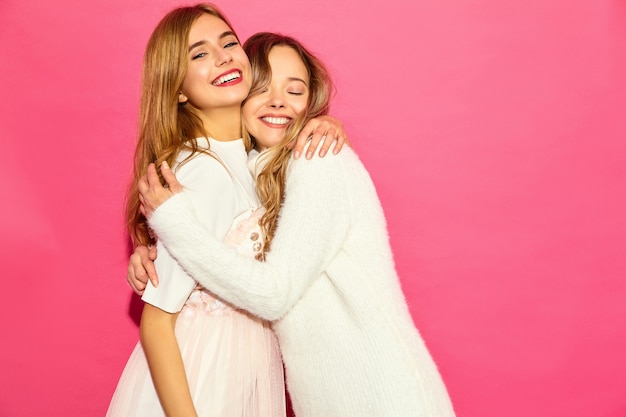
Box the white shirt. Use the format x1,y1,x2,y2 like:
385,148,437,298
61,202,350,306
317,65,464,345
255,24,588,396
142,137,258,313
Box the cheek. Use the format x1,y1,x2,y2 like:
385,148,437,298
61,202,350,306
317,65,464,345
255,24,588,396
242,102,257,127
237,52,252,80
293,94,309,114
181,67,201,95
293,100,308,115
242,105,265,141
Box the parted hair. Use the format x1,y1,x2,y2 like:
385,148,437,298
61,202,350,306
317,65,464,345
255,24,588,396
243,32,335,251
126,3,239,247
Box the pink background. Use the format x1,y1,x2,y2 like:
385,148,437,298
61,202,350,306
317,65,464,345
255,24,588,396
1,0,625,416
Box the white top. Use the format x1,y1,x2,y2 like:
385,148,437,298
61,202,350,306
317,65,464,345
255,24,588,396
142,137,258,313
149,146,456,416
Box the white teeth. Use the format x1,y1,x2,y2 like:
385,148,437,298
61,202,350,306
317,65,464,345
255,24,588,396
262,117,290,125
213,72,240,85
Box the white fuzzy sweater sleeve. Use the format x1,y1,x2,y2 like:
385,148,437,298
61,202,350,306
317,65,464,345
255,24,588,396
148,151,352,320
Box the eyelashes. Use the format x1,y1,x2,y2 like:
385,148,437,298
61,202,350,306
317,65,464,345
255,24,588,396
191,40,240,60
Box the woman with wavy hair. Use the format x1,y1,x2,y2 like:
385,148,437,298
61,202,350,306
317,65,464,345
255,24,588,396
133,32,456,417
107,5,345,417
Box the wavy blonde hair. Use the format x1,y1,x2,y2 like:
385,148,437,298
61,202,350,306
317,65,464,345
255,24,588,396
243,33,335,251
125,3,240,247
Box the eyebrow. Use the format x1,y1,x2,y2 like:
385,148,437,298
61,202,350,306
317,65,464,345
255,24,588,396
188,31,236,52
288,77,308,86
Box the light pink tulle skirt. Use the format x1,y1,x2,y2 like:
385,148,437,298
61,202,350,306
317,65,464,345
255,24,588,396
106,288,286,417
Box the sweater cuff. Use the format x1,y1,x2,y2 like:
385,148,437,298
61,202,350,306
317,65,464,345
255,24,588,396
148,192,193,245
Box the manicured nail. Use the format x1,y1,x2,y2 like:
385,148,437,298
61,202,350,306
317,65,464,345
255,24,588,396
294,151,300,159
319,149,327,157
162,160,170,169
306,151,313,159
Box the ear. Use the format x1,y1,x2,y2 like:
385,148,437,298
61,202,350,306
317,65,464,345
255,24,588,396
178,92,188,104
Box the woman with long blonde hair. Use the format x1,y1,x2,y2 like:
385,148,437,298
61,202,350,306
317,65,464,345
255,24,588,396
107,5,345,417
134,32,456,417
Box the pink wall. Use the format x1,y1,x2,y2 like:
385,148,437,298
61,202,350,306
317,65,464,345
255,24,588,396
1,0,625,416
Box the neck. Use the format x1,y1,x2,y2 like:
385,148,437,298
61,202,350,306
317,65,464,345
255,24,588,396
197,106,242,142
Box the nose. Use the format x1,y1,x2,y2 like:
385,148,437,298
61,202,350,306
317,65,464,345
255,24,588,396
267,90,285,109
215,49,233,67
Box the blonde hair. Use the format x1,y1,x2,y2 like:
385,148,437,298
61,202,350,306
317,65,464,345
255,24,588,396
126,3,240,246
243,33,335,251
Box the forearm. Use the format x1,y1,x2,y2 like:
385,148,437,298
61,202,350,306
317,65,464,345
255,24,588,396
140,303,197,417
151,204,296,320
149,153,351,320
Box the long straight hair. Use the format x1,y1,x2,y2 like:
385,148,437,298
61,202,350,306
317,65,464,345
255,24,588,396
126,3,240,247
243,33,335,251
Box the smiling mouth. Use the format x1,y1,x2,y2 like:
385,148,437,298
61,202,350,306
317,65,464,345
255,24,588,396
261,116,290,125
212,71,241,86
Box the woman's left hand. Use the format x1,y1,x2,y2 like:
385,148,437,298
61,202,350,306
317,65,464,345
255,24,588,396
138,161,183,218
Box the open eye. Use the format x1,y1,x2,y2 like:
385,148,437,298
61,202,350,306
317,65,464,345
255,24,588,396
192,52,207,60
224,41,239,48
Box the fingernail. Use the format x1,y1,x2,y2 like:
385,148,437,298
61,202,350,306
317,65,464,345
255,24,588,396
294,151,300,159
320,150,326,157
162,161,170,169
306,151,313,159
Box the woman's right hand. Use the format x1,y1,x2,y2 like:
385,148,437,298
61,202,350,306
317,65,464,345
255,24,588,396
127,245,159,295
290,115,350,159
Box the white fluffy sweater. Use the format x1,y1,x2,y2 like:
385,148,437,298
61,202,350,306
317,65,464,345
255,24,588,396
149,147,456,417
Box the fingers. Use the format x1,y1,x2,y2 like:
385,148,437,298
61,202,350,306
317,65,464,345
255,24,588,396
146,163,160,187
293,126,315,159
138,162,179,219
146,244,159,286
331,132,349,155
295,115,348,159
306,126,327,159
148,245,158,260
138,193,147,218
317,127,338,157
144,254,159,287
128,251,147,295
160,161,182,193
137,172,149,195
293,124,329,159
127,268,144,296
127,246,159,295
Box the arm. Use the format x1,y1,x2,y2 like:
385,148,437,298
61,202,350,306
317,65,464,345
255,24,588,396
140,304,197,417
128,121,350,294
146,151,352,321
128,151,240,295
137,151,238,416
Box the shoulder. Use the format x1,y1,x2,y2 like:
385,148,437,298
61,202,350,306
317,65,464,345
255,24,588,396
288,146,364,182
174,149,230,182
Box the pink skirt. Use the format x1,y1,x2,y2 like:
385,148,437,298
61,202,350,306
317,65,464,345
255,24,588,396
106,288,286,417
